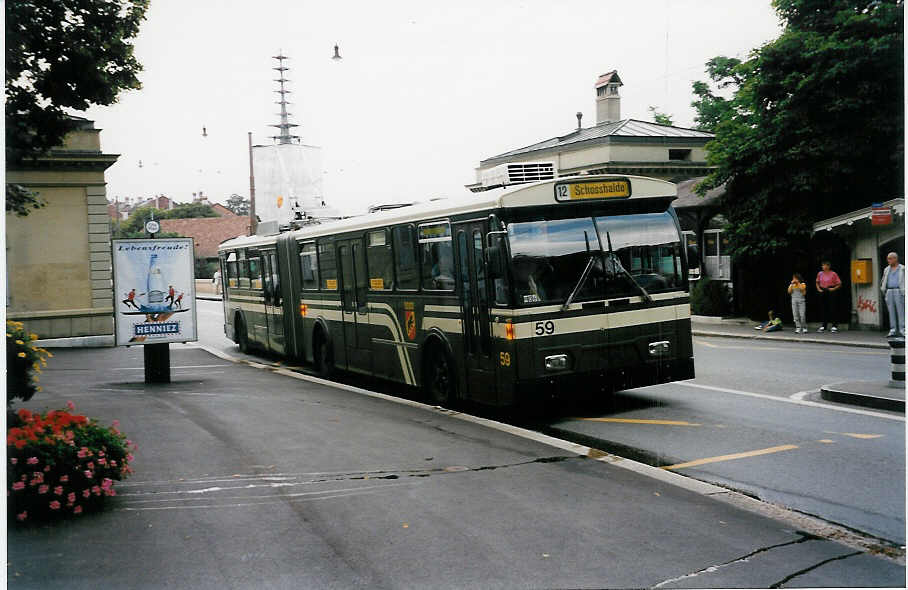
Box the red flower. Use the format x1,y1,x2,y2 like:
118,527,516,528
49,501,60,510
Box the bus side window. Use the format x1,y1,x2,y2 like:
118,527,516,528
270,252,281,305
300,242,319,290
261,254,273,301
418,221,454,292
489,234,510,305
367,229,394,291
318,241,338,290
226,252,239,288
393,225,419,291
238,250,250,289
248,256,263,290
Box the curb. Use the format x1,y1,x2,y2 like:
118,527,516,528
197,296,223,302
692,329,889,350
820,384,906,413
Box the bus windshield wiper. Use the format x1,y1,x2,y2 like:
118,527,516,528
606,231,652,303
562,254,598,311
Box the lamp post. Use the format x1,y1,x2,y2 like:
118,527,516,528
248,131,257,236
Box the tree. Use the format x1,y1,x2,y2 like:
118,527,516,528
6,0,149,215
112,203,218,238
647,106,674,127
225,194,250,216
691,0,903,263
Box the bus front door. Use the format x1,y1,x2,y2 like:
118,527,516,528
455,222,496,401
338,239,371,374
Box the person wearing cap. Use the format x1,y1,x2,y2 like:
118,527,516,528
880,252,905,337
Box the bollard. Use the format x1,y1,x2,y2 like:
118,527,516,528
888,337,905,388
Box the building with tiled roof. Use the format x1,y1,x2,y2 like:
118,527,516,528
159,216,250,261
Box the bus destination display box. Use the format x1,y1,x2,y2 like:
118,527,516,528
112,238,198,347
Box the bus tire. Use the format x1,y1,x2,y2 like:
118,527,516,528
313,329,334,378
424,345,457,407
236,314,250,353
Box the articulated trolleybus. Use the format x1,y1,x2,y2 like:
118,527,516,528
219,173,695,407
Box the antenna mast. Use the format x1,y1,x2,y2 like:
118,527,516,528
270,52,301,144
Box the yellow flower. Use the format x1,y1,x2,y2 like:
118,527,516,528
16,339,24,345
36,387,42,392
46,352,53,358
17,352,26,358
30,334,38,341
5,333,10,338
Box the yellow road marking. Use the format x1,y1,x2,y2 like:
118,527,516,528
818,439,835,444
578,418,701,426
841,433,884,439
661,445,799,470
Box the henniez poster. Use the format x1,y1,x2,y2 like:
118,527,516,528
112,238,198,346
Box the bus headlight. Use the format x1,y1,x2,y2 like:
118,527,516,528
544,354,569,371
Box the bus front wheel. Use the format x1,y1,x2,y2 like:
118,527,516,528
313,331,334,378
424,346,457,407
236,315,249,353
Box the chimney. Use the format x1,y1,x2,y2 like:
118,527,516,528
595,70,623,124
576,112,583,130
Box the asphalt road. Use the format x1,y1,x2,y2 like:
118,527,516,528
9,342,905,588
194,300,906,546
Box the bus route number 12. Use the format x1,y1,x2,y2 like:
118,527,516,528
535,321,555,336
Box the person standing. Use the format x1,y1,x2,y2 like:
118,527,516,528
212,269,222,295
815,261,842,332
880,252,905,337
788,273,808,334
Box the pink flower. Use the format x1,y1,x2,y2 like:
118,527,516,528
82,489,90,498
76,449,87,459
126,454,134,462
16,511,27,521
83,470,93,479
106,489,116,497
101,478,113,491
59,475,69,483
110,461,117,467
67,492,76,503
91,485,101,496
49,501,60,510
12,481,25,491
66,401,75,411
26,457,38,465
53,486,63,496
37,484,48,494
43,465,50,472
112,420,119,429
10,458,17,465
87,462,94,470
73,505,82,514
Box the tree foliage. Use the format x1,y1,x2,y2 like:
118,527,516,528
647,106,675,127
112,204,218,238
6,0,149,215
691,0,903,263
225,194,250,216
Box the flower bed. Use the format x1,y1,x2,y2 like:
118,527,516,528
7,320,52,407
8,403,136,523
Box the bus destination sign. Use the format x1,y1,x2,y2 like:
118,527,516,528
554,179,631,202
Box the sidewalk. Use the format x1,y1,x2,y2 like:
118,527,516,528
693,315,905,413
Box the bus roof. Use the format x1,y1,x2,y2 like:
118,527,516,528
219,174,676,251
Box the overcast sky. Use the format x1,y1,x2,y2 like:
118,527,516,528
85,0,782,215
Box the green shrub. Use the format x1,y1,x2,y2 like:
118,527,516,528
8,403,136,523
690,279,732,317
6,321,52,407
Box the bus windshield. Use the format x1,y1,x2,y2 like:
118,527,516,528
507,211,683,306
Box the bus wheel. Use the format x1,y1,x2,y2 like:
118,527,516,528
424,347,456,407
236,315,250,353
313,331,334,378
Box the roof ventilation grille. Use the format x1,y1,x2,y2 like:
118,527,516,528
479,161,555,189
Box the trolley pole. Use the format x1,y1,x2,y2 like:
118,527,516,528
143,215,171,384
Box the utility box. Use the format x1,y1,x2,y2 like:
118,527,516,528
851,259,872,284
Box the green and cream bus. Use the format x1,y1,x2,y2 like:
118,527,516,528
219,173,695,407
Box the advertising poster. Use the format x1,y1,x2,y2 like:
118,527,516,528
112,238,198,346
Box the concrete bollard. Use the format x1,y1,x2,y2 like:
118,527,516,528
889,337,905,388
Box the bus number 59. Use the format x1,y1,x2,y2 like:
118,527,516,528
535,321,555,336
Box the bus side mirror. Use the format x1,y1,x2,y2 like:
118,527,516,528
686,244,700,268
487,245,504,277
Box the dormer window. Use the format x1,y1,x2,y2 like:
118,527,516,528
597,86,606,97
608,84,619,95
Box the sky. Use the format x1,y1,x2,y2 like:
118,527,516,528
85,0,783,216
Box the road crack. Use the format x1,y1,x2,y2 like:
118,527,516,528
652,532,820,588
768,551,862,588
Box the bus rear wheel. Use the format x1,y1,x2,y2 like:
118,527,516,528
424,346,457,407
